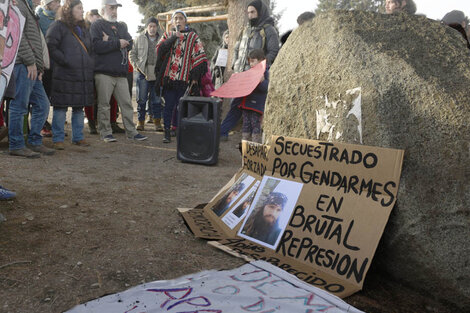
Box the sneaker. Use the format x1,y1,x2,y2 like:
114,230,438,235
9,147,41,158
103,135,117,143
53,142,65,150
40,128,52,137
170,129,176,137
28,144,55,155
130,133,148,141
0,186,16,200
72,140,90,147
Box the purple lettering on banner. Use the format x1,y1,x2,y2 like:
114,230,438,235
230,270,272,282
167,296,211,310
212,285,241,295
252,279,291,296
241,297,266,311
272,294,335,312
146,287,193,308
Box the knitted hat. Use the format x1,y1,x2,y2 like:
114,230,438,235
146,17,158,26
264,192,287,209
171,10,187,21
442,10,467,26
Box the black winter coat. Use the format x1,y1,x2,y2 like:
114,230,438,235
90,19,133,77
46,21,94,108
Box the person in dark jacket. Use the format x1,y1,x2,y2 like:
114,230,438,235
46,0,94,149
441,10,470,50
233,49,268,143
90,0,146,142
155,10,208,143
220,0,279,141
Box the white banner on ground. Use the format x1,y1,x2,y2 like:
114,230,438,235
66,261,363,313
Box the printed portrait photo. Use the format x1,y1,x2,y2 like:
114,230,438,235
211,173,255,217
238,176,303,249
221,181,260,230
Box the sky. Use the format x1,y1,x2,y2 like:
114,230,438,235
80,0,470,37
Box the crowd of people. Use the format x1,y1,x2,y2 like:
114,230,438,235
0,0,469,199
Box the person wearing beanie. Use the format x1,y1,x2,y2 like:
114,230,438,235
129,17,163,132
220,0,279,142
155,10,208,143
241,191,288,246
37,0,61,35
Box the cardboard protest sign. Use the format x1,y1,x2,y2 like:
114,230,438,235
211,60,266,98
181,135,403,298
0,2,24,99
66,260,364,313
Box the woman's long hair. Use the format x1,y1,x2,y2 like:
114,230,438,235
57,0,85,29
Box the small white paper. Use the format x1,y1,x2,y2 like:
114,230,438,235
215,48,228,67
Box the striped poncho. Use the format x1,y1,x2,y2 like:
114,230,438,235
156,30,207,86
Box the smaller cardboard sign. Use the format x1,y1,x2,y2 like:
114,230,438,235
215,48,228,67
178,205,224,240
211,60,266,98
242,140,270,176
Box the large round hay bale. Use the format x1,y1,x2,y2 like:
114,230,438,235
264,10,469,309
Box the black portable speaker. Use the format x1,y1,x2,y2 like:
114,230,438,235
177,96,222,165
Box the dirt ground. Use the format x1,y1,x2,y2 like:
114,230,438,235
0,107,456,313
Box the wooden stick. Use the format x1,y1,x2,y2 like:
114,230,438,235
0,260,32,269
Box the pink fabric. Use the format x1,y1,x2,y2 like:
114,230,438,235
200,63,215,97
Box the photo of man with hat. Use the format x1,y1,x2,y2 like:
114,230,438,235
241,191,288,246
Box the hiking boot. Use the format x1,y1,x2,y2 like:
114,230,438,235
130,133,148,141
28,144,55,155
0,186,16,200
163,129,171,143
9,147,41,158
154,118,163,132
136,120,145,131
111,122,125,134
72,140,90,147
147,115,153,124
53,142,65,150
88,120,98,135
103,134,117,143
0,126,8,141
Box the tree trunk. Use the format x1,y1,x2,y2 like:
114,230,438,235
226,0,250,80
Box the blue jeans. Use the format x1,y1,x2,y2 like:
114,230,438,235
220,99,242,137
136,73,162,121
52,107,84,143
8,64,49,150
162,86,186,129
